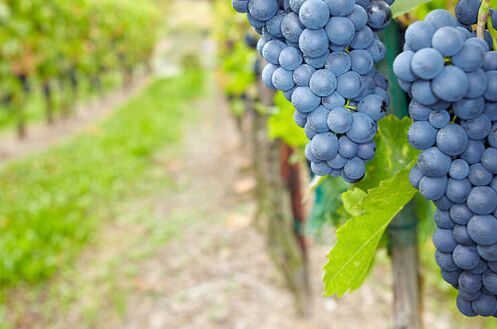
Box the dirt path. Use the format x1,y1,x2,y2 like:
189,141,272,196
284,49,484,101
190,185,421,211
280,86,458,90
0,77,150,164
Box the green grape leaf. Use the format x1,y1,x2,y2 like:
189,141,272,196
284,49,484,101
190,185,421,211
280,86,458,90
357,115,418,191
342,188,367,217
391,0,435,17
307,177,349,234
268,92,308,147
323,166,417,297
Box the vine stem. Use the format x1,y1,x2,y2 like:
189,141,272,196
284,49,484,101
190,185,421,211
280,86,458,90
487,12,497,51
477,0,491,39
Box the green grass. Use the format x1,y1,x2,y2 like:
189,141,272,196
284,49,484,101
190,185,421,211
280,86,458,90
0,70,204,288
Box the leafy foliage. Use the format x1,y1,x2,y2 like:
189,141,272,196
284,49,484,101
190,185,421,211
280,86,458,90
307,177,349,234
391,0,435,17
213,0,256,99
357,115,419,190
323,166,417,296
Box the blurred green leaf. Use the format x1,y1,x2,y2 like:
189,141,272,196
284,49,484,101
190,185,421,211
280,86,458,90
307,177,349,234
268,92,308,147
391,0,435,17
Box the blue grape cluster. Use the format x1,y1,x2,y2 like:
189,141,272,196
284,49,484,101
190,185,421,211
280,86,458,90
394,9,497,317
232,0,394,182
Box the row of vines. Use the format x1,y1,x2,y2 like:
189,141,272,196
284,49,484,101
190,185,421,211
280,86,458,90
215,0,497,327
0,0,161,137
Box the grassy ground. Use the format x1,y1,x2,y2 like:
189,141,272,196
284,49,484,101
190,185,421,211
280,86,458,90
0,70,204,289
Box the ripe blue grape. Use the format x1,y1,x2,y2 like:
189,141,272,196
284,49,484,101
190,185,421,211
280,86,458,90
232,0,249,13
346,112,377,143
350,50,374,75
248,0,279,21
452,42,486,73
357,94,387,120
425,9,458,29
310,132,339,160
293,64,315,86
348,5,368,30
455,0,481,25
432,26,465,57
272,67,295,91
309,69,337,97
468,215,497,246
327,107,353,134
482,148,497,174
411,48,445,80
432,66,469,102
292,87,321,113
325,0,355,16
337,71,363,99
281,12,304,42
262,40,286,64
404,21,435,51
299,28,329,57
366,0,392,30
279,46,303,70
339,136,359,158
408,122,436,150
325,17,356,46
450,159,471,180
454,245,481,270
446,178,471,203
325,51,352,76
299,0,330,29
351,26,374,49
436,124,469,156
307,106,330,133
467,187,497,215
343,157,366,181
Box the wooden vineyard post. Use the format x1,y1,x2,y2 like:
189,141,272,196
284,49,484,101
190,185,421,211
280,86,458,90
252,60,311,316
380,21,422,329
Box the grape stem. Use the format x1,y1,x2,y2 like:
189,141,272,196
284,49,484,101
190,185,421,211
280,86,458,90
487,13,497,51
477,0,491,40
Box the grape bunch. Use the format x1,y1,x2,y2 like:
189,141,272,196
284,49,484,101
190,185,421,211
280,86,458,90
394,8,497,317
232,0,394,183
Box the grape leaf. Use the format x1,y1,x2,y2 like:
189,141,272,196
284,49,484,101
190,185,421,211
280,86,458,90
342,188,367,217
357,115,418,191
307,177,349,234
323,166,417,297
391,0,435,17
